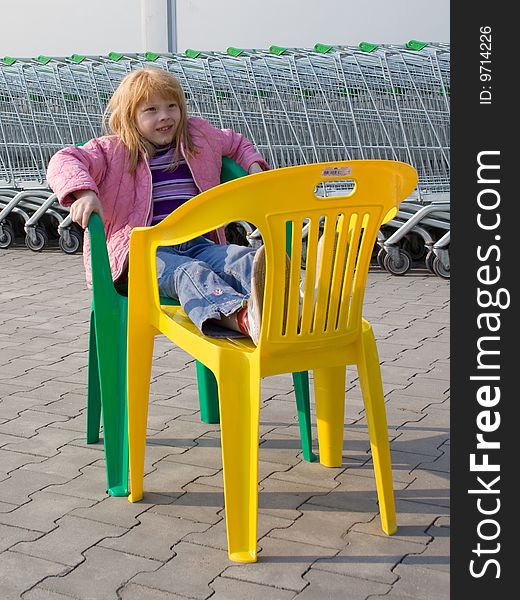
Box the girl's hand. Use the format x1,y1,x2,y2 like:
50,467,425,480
248,162,263,174
69,191,104,229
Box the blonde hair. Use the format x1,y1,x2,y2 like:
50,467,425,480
103,68,195,172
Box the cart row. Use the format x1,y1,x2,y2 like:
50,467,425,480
1,41,449,276
0,189,82,253
1,42,449,193
0,184,449,279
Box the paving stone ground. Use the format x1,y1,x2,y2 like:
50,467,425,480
0,245,450,600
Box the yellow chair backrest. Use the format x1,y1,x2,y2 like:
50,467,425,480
130,160,417,361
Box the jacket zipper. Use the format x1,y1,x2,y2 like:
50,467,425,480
144,159,154,226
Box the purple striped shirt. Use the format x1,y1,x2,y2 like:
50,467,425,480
149,144,199,225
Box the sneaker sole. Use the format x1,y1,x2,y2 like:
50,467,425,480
250,246,292,344
249,246,266,345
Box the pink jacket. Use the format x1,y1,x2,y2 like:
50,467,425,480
46,116,269,288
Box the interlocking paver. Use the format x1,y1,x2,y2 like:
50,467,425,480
144,402,195,432
399,469,450,509
269,459,344,490
1,249,450,599
147,413,219,446
1,426,83,458
141,456,217,497
118,583,189,600
0,396,45,420
4,368,63,389
313,529,424,584
223,537,338,592
69,494,170,529
44,463,109,501
0,469,68,506
419,445,450,474
160,436,224,470
0,499,18,513
401,522,449,573
32,393,86,418
0,522,41,553
420,361,450,381
46,412,88,434
296,569,390,599
210,576,296,599
0,550,68,599
258,477,330,521
39,545,160,600
259,431,313,466
352,498,449,545
0,490,94,532
399,377,451,399
20,587,77,600
0,448,46,476
193,459,291,490
0,410,69,439
150,481,224,524
12,514,125,566
132,541,230,599
185,511,292,552
20,444,100,480
389,426,447,458
268,505,366,550
99,512,208,561
380,563,450,600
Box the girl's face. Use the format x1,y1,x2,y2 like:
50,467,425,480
135,92,181,147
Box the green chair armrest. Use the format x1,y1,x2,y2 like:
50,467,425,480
221,156,248,183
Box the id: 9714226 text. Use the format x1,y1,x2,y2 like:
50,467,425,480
480,26,492,105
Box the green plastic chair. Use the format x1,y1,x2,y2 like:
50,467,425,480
86,158,316,497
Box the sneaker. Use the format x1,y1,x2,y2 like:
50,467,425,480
247,245,266,345
237,245,292,345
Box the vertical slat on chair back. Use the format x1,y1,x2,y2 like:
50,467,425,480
263,203,383,346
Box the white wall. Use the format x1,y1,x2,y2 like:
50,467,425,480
1,0,449,59
176,0,450,52
0,0,168,58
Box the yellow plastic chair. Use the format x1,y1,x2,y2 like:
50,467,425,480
126,160,418,562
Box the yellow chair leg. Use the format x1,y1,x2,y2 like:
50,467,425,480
358,325,397,535
217,361,261,563
314,366,346,468
127,324,156,503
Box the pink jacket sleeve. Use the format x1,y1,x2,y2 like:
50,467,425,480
216,127,270,172
46,138,109,207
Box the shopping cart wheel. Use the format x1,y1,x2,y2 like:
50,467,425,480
425,250,436,273
59,229,82,254
402,233,426,261
383,249,412,276
0,222,15,249
432,256,450,279
25,226,48,252
376,248,387,269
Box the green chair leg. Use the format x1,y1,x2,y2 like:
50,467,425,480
94,296,129,497
86,311,102,444
293,371,318,462
196,361,220,424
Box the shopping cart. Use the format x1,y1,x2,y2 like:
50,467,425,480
1,42,449,269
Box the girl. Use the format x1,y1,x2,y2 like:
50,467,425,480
47,68,270,344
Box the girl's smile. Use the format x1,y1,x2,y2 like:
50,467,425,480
136,93,181,147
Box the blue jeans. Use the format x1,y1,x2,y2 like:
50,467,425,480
156,236,256,337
